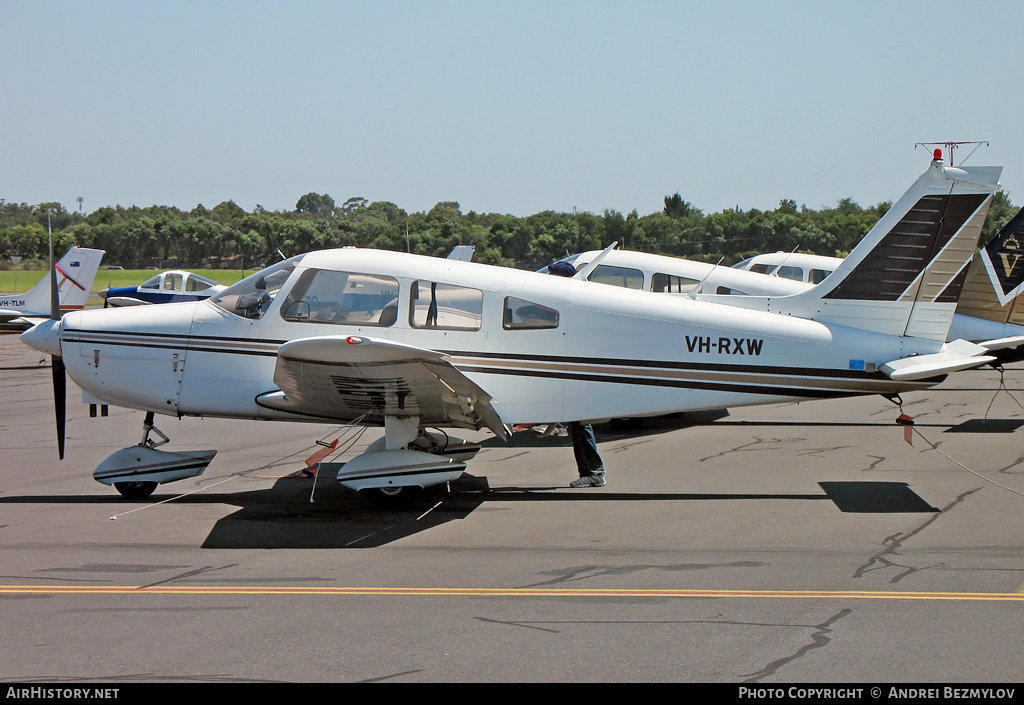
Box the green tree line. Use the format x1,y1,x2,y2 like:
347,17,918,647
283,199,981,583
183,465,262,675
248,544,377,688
1,190,1017,272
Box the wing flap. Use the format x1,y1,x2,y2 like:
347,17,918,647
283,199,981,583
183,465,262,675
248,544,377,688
258,335,508,439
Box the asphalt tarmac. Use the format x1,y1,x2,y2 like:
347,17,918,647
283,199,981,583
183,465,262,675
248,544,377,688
2,334,1024,684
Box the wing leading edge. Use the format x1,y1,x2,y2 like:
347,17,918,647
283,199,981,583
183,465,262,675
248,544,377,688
256,335,509,440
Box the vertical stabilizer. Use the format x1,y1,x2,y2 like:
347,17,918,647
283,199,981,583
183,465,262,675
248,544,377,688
769,157,1001,341
20,247,106,315
955,206,1024,326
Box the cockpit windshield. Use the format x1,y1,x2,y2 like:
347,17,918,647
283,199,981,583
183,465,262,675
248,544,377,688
209,255,304,319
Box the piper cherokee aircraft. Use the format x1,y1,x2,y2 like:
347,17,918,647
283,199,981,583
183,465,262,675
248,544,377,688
20,154,1021,505
556,200,1024,353
0,246,105,331
98,269,227,307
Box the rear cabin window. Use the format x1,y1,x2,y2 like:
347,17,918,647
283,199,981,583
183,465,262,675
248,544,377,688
187,277,215,292
651,272,699,293
503,297,559,330
588,264,644,289
280,269,399,326
809,268,831,284
410,281,483,330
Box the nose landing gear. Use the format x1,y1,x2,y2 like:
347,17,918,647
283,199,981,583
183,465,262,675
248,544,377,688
94,412,217,499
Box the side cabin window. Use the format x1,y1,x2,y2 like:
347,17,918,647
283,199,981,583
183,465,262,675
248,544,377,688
587,264,644,289
187,276,215,292
749,263,775,275
776,265,803,282
139,275,161,290
280,269,399,326
503,297,559,330
651,272,699,294
164,273,183,291
410,281,483,330
809,268,832,284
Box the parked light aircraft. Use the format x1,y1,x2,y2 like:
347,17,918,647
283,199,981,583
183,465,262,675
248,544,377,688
0,247,105,331
732,251,839,284
540,248,810,297
557,202,1024,353
21,155,1021,504
98,270,226,307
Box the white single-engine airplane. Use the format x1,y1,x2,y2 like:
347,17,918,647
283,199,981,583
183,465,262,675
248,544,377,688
20,155,1021,504
0,246,105,331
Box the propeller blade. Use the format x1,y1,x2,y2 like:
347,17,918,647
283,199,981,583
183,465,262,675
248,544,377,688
52,355,66,460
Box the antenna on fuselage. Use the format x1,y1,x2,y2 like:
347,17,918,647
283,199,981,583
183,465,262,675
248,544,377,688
770,245,800,277
689,256,726,298
572,241,618,280
915,141,988,167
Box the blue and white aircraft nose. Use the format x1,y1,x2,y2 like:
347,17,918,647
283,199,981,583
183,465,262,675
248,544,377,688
21,319,62,357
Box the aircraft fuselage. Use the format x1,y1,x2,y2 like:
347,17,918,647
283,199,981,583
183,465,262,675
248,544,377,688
52,248,944,428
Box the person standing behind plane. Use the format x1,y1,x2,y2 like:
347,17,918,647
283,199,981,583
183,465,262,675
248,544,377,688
547,260,607,488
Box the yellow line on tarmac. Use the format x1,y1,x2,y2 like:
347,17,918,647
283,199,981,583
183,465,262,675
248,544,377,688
2,585,1024,601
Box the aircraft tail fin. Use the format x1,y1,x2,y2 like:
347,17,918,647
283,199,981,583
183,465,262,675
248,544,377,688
953,205,1024,326
21,247,106,315
769,156,1002,341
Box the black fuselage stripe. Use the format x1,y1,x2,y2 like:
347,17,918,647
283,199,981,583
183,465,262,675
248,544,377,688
63,330,885,380
62,330,936,396
456,365,889,398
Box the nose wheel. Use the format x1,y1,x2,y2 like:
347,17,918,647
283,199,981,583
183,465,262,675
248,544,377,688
96,412,208,500
114,480,158,498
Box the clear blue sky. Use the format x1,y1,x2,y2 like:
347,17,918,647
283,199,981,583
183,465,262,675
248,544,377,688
4,0,1022,218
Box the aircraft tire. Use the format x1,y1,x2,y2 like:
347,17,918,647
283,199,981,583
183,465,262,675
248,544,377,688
114,481,158,499
364,486,421,508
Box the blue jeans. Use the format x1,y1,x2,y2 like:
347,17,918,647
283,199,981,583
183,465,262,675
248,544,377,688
568,422,604,477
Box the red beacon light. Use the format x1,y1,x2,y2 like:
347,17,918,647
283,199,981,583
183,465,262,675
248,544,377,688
933,148,942,161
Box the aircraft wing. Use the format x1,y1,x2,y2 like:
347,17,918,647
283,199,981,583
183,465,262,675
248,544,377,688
104,296,152,307
256,335,509,439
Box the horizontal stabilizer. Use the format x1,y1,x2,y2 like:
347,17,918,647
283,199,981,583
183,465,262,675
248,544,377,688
977,335,1024,351
880,339,995,380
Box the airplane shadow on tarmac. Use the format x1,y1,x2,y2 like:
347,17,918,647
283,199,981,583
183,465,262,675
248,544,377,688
189,475,941,549
0,476,938,551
